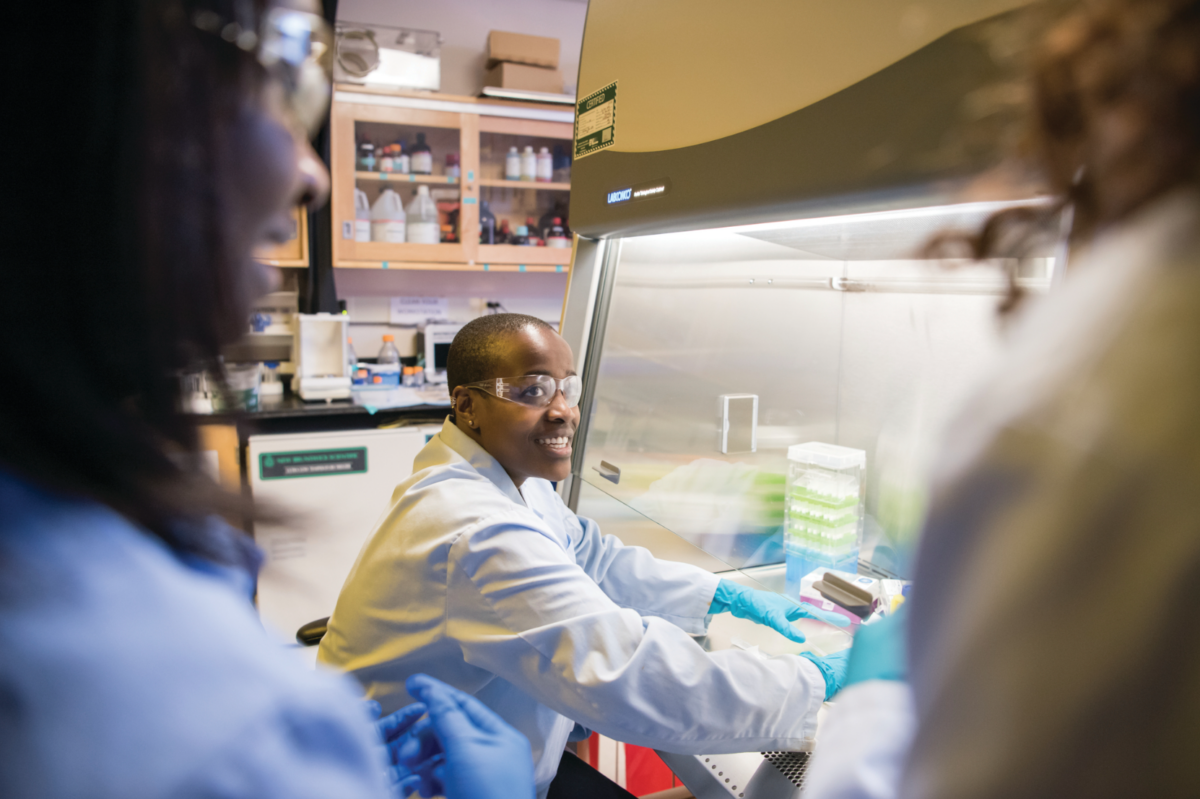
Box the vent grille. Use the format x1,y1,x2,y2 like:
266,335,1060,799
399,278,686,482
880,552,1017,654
761,751,811,788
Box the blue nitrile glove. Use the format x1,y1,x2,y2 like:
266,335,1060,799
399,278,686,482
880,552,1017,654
367,698,443,798
843,605,908,690
800,649,851,701
406,674,536,799
709,579,851,643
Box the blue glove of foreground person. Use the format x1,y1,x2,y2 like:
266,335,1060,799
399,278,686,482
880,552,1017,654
367,699,440,797
709,579,851,643
842,605,908,690
800,649,850,701
387,674,536,799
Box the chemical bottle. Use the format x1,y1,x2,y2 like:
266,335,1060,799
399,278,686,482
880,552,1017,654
412,365,425,387
496,219,513,244
479,200,496,244
379,144,395,173
524,216,542,246
445,153,461,179
353,188,371,242
358,141,376,171
401,366,415,387
536,147,553,182
410,132,433,174
546,217,571,248
378,334,402,365
395,142,410,174
406,185,440,244
552,145,571,183
370,188,406,243
346,337,358,372
505,146,521,180
520,145,537,181
512,225,529,246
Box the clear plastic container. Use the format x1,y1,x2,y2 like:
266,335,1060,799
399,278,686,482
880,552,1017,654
354,189,371,242
784,442,866,598
212,362,262,411
377,334,402,365
406,185,440,244
346,337,358,372
370,188,406,243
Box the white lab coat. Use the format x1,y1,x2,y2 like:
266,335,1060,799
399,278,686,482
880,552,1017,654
319,419,826,796
803,194,1200,799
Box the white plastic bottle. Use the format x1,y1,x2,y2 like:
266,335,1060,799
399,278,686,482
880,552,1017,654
370,188,406,243
536,147,553,182
505,146,521,180
520,145,537,181
353,188,371,242
406,185,440,244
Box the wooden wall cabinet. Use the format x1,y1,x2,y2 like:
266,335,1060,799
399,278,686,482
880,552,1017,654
255,207,309,268
331,86,576,275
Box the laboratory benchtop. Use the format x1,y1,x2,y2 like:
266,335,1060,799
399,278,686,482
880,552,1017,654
656,566,850,799
194,393,450,438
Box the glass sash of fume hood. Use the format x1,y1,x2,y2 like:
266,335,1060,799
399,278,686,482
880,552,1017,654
573,201,1054,586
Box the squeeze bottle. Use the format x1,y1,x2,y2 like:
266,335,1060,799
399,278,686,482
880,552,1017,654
520,146,537,181
536,147,553,182
505,146,521,180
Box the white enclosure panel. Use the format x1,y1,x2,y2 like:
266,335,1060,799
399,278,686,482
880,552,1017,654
249,428,426,639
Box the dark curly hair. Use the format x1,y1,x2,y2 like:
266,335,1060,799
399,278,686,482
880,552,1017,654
932,0,1200,308
2,0,279,563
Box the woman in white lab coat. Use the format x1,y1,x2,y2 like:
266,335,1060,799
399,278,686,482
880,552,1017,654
804,0,1200,796
386,2,1200,798
319,313,852,799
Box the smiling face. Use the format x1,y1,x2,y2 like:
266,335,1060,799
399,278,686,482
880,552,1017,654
452,326,580,487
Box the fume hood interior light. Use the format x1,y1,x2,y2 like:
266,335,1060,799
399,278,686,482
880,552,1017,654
725,198,1055,237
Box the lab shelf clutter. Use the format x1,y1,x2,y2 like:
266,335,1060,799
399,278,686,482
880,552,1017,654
332,85,575,273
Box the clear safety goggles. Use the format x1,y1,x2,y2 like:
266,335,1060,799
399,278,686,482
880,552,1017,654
463,374,583,409
191,5,333,137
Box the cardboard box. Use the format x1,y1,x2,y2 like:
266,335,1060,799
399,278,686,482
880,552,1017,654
487,30,560,69
484,61,564,94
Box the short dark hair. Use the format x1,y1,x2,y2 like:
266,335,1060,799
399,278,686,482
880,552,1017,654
447,314,556,393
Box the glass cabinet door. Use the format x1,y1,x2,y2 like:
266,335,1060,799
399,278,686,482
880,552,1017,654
574,201,1053,582
331,100,474,267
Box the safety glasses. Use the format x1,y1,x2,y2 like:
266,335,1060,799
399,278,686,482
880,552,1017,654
191,5,333,137
463,374,583,409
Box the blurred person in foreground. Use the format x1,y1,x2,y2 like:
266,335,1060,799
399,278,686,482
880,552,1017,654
392,0,1200,797
0,1,532,797
805,0,1200,796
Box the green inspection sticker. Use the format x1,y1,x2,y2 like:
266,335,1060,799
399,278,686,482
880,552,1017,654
260,447,367,480
575,81,616,160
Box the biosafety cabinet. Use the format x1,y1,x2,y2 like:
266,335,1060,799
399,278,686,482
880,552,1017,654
562,0,1054,591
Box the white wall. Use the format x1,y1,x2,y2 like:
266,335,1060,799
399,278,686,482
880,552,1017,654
337,0,589,97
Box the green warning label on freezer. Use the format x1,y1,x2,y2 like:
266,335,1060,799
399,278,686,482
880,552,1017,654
575,81,616,160
260,447,367,480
